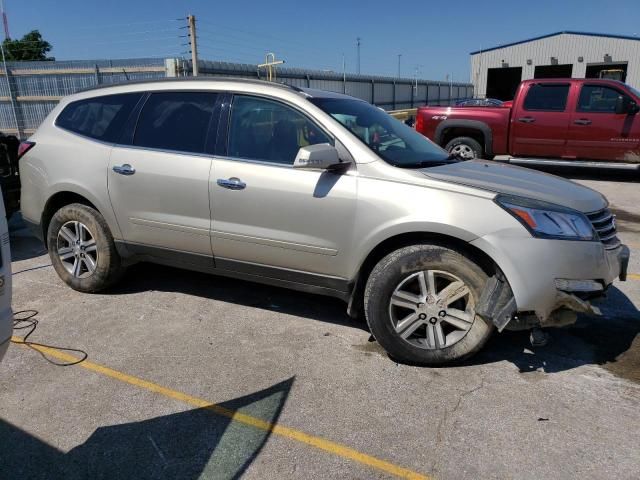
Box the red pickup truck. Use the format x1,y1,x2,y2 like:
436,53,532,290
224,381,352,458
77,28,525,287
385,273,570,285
415,78,640,167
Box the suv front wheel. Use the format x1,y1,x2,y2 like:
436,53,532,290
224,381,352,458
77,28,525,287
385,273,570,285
364,244,493,365
47,203,124,292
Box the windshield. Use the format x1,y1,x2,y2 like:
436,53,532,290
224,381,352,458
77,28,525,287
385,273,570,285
309,97,451,168
629,85,640,99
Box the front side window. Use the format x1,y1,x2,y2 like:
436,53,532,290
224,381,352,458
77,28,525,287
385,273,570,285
523,84,570,111
309,97,450,168
228,95,331,165
134,91,217,154
577,85,626,113
56,93,141,142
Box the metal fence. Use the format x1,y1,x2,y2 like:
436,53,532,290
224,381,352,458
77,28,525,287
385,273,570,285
1,57,473,139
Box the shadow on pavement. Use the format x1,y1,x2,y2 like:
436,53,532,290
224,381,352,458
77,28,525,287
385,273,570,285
0,377,294,479
110,262,366,332
515,164,640,183
8,213,47,262
471,286,640,381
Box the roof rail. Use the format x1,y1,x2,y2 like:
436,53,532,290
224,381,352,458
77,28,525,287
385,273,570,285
77,76,304,95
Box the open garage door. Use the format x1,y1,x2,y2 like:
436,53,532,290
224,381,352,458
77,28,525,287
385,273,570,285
534,64,573,79
586,63,628,82
486,67,522,101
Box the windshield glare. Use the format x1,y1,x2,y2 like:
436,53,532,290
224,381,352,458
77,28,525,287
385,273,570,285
309,97,450,167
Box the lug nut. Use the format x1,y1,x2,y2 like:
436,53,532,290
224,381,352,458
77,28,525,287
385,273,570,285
438,310,446,317
429,317,438,324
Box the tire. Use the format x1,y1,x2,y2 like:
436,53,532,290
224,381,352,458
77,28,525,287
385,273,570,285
444,136,483,160
47,203,124,292
364,244,493,365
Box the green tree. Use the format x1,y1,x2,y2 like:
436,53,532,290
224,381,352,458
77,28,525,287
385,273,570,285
2,30,53,61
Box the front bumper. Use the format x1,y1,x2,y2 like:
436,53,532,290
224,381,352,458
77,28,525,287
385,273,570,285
471,235,630,327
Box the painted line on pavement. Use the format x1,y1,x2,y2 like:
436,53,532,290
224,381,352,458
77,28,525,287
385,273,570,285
11,337,431,480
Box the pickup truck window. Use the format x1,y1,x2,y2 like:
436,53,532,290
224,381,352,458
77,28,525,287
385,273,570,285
309,97,450,168
578,85,626,113
523,84,570,112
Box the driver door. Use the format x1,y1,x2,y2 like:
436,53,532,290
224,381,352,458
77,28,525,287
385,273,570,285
210,94,357,285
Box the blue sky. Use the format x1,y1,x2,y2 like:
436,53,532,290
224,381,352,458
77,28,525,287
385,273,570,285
7,0,640,82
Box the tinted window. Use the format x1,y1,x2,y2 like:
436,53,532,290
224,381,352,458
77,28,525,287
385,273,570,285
56,93,141,142
523,84,570,111
578,85,625,113
134,92,217,154
228,95,331,165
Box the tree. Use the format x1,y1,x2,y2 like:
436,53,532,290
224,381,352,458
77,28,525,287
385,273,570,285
2,30,54,61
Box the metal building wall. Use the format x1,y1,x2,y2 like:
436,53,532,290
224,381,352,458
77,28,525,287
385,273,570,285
470,33,640,97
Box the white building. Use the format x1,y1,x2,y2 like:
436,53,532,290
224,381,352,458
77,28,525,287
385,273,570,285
470,31,640,100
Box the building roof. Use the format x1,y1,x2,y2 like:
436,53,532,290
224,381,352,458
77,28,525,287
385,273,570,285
470,31,640,55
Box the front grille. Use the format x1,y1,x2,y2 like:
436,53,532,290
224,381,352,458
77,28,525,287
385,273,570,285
587,208,620,250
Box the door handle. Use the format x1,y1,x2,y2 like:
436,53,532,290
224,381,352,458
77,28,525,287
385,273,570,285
217,177,246,190
573,118,592,125
517,117,536,123
112,164,136,175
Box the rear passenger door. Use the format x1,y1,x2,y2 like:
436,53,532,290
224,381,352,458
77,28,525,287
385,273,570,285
210,94,357,285
510,83,571,158
108,91,220,261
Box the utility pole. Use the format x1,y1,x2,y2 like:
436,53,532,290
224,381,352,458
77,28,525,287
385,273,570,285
187,14,199,76
356,37,361,75
397,54,402,78
342,53,346,93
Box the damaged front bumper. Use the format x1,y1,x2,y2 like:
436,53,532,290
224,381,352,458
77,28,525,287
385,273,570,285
476,244,630,331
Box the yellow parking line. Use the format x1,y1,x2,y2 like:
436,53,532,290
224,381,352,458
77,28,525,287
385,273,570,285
628,273,640,281
11,337,431,480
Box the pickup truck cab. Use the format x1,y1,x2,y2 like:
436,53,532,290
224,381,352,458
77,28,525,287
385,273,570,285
416,78,640,166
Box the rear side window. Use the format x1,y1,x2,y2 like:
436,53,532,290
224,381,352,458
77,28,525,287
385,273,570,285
523,84,570,111
56,93,141,142
577,85,625,113
133,91,217,154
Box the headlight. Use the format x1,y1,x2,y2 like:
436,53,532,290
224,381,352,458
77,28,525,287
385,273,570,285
496,195,596,241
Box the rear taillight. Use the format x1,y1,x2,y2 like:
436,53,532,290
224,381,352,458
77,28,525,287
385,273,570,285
415,112,424,132
17,141,35,160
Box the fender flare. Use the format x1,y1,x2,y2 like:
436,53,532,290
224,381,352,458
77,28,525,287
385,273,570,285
434,119,494,155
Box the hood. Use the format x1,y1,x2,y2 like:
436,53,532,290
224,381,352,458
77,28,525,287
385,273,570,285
422,160,607,213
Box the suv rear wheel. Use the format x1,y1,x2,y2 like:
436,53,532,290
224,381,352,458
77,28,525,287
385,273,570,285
364,244,493,365
47,203,124,292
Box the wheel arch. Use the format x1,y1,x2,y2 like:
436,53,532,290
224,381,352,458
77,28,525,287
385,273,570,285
347,230,503,318
41,188,114,248
434,119,493,156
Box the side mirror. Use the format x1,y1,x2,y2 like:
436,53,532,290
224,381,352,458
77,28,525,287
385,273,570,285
614,95,637,115
292,143,349,171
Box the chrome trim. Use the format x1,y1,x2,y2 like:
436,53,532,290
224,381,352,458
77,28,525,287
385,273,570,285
216,177,246,190
586,208,620,250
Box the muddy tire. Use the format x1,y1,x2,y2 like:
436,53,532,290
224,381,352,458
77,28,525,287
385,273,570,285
444,136,483,160
364,244,493,365
47,203,124,292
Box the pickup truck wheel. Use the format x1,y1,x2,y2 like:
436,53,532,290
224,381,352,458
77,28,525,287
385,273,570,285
364,244,493,365
47,203,124,293
445,137,482,160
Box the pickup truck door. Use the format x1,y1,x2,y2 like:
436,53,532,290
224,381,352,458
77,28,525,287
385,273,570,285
510,82,572,158
566,83,640,162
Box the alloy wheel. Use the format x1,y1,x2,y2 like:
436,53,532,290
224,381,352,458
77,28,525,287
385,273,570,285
388,270,475,350
57,221,98,278
449,144,475,159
